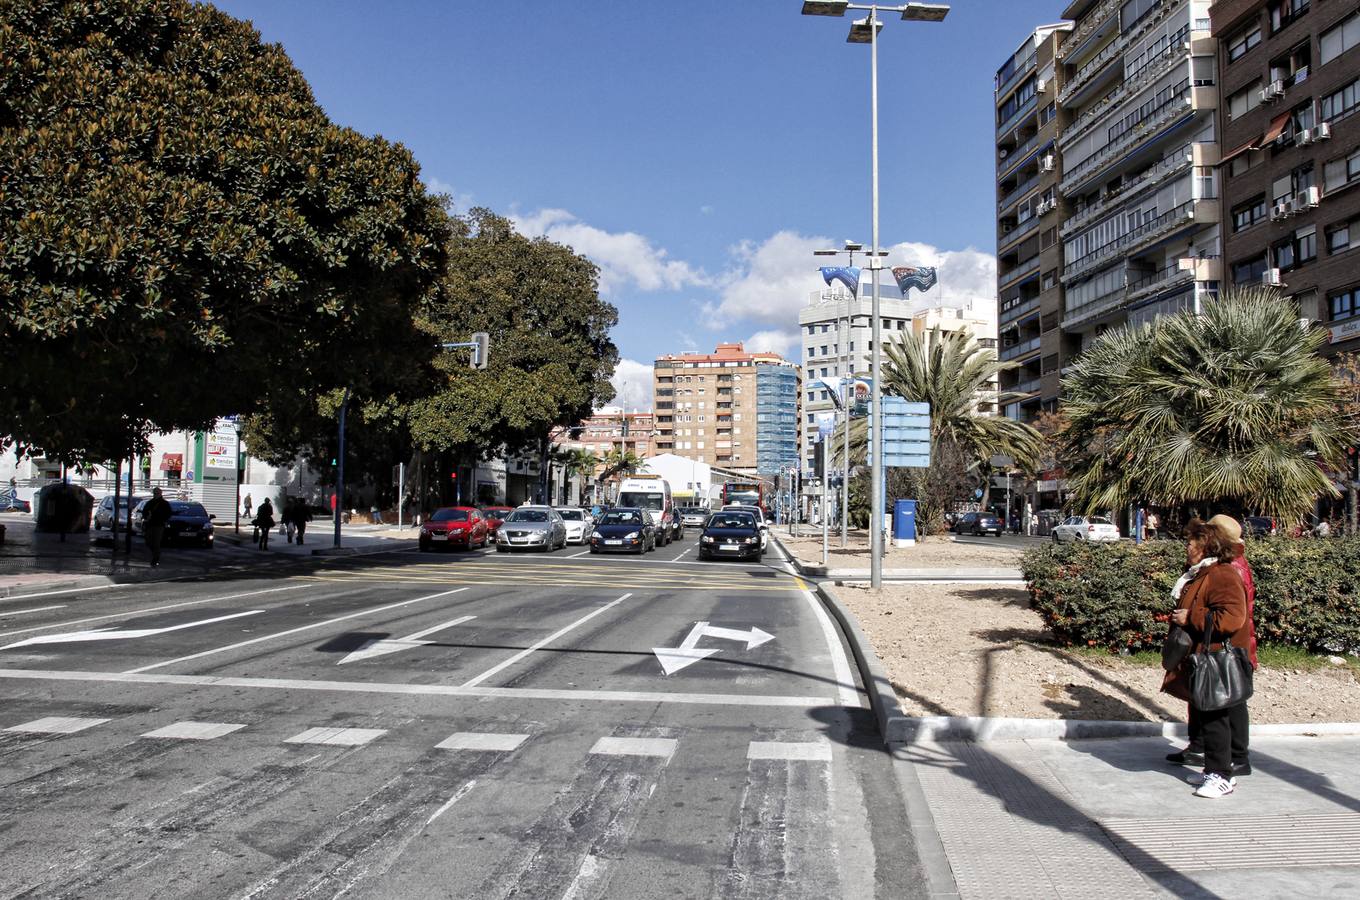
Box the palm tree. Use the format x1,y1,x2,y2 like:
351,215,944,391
882,325,1043,473
1059,287,1359,520
599,447,643,488
563,448,600,503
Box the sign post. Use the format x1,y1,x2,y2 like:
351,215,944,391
868,399,931,551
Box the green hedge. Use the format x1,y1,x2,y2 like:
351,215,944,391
1022,536,1360,654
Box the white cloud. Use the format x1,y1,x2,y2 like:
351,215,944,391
607,358,654,412
512,209,708,297
883,241,997,318
425,177,475,213
743,328,800,359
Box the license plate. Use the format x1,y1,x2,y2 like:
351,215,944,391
605,539,623,546
721,544,739,551
429,533,446,540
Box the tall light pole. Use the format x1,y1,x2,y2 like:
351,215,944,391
802,0,949,588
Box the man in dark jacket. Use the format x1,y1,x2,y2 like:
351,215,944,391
291,497,313,546
141,487,173,567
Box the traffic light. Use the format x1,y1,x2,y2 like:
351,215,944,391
471,331,490,369
814,441,826,480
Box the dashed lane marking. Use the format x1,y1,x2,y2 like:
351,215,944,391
0,605,67,617
436,732,529,752
459,593,633,688
284,726,388,747
4,715,109,735
589,736,678,760
747,740,833,762
142,721,247,741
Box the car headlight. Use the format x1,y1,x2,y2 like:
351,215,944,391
701,535,714,543
624,531,639,540
590,531,602,540
744,536,758,544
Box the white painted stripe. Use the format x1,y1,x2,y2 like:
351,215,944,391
142,721,246,740
669,547,691,563
0,583,126,602
459,592,632,688
0,584,308,640
4,715,109,734
284,726,387,747
0,667,836,708
565,550,591,559
747,740,833,762
0,605,67,617
589,736,677,759
124,587,469,674
426,779,479,824
435,732,528,752
838,578,1027,586
801,588,862,709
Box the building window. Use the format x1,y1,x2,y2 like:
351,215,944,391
1229,148,1265,179
1039,103,1056,126
1330,287,1358,321
1318,75,1360,124
1324,147,1360,192
1321,10,1360,66
1328,220,1353,254
1269,42,1312,89
1226,82,1261,120
820,345,828,355
1227,23,1262,62
1297,225,1317,264
1268,0,1308,35
1273,237,1296,271
1232,253,1269,285
1232,195,1267,232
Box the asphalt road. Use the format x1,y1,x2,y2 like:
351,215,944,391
0,534,926,899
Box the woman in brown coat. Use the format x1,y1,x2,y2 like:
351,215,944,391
1161,518,1250,798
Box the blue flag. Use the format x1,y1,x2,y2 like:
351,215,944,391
819,266,861,297
892,266,938,293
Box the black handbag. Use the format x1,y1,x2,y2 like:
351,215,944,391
1161,624,1192,671
1187,609,1253,711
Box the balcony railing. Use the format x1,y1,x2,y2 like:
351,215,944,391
995,52,1037,101
1059,81,1191,194
1058,33,1124,104
1060,25,1191,151
999,295,1040,325
1063,199,1196,283
999,214,1040,251
996,93,1038,137
1006,377,1043,397
998,172,1041,213
1058,0,1118,60
998,132,1042,178
1126,263,1195,302
999,254,1042,288
1061,143,1193,236
1000,335,1042,361
1061,261,1202,330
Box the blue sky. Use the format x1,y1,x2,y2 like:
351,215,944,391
212,0,1066,406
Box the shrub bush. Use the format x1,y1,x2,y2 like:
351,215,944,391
1022,536,1360,654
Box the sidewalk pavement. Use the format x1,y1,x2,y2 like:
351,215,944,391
0,514,416,597
771,531,1021,582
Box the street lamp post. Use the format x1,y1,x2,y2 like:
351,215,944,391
802,0,949,588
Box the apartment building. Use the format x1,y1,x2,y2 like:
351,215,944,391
995,23,1072,421
798,282,998,473
551,408,656,461
652,343,799,477
1056,0,1223,364
1212,0,1360,352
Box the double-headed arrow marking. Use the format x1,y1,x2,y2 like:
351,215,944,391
337,615,477,665
0,610,265,651
652,621,775,675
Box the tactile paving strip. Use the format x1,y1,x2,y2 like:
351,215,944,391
1102,813,1360,871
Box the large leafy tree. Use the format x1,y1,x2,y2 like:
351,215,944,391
407,208,618,470
1059,288,1358,520
0,0,449,463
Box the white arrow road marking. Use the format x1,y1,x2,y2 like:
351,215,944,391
652,621,776,675
337,615,477,665
0,610,265,651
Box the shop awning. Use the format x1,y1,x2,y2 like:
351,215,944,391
1263,111,1291,145
159,453,183,471
1218,138,1258,166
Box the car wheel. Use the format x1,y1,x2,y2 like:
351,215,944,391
419,540,430,552
495,545,506,553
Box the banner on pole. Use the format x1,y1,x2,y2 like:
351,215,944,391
892,265,938,293
819,266,862,297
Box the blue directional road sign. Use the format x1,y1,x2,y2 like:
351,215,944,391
868,398,931,468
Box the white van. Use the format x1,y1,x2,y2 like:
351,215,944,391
617,474,683,545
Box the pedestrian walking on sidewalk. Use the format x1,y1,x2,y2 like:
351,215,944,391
282,498,297,544
1162,518,1251,798
141,487,173,567
254,498,275,551
293,498,312,545
243,493,253,519
371,503,383,526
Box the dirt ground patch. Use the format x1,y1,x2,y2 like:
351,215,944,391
780,531,1024,569
838,582,1360,724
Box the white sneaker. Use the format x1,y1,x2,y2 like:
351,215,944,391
1186,772,1238,787
1192,773,1236,798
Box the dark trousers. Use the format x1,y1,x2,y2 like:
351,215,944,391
295,521,306,545
145,525,165,565
1190,702,1249,776
258,525,270,550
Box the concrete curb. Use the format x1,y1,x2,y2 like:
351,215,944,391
773,534,1020,581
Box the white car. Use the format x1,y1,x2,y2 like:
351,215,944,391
556,507,591,544
1052,515,1121,543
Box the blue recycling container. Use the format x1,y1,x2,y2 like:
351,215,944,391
893,499,917,542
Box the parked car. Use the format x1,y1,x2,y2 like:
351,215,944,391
679,507,710,529
723,503,769,549
589,507,656,554
419,506,488,552
556,507,592,544
132,499,215,547
951,511,1004,537
480,506,515,539
495,505,566,552
1,497,30,513
93,494,144,531
698,509,764,561
1051,515,1120,543
1244,515,1276,537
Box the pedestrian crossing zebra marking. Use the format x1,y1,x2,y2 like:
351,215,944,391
589,736,678,760
141,721,246,741
284,726,388,747
4,715,109,735
436,732,529,752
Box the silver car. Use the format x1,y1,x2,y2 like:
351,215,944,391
556,507,591,544
680,507,710,528
93,494,144,531
495,506,567,552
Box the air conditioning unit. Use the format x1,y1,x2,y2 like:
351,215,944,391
1263,268,1284,286
1037,78,1048,93
1266,79,1286,99
1304,186,1321,207
1270,201,1290,220
1296,128,1314,145
1315,122,1332,140
1040,154,1055,172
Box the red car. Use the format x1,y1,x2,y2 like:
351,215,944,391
480,506,515,539
419,507,488,552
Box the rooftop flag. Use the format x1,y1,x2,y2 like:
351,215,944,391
892,265,938,293
819,266,861,298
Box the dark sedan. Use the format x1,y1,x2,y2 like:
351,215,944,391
952,511,1004,537
133,499,215,547
589,508,655,554
698,509,763,561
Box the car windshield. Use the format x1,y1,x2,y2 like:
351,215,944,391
600,511,642,525
558,510,583,521
726,491,759,506
508,510,549,523
170,502,208,516
483,508,512,517
1090,517,1112,525
618,492,663,511
431,509,469,522
709,513,755,529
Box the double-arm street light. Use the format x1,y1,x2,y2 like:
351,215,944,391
801,0,949,588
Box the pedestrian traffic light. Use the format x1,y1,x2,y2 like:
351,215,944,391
813,441,826,480
330,457,337,466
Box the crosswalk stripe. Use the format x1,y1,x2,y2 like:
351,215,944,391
142,721,247,741
747,740,833,762
284,726,388,747
4,715,109,734
436,732,529,752
589,736,679,759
